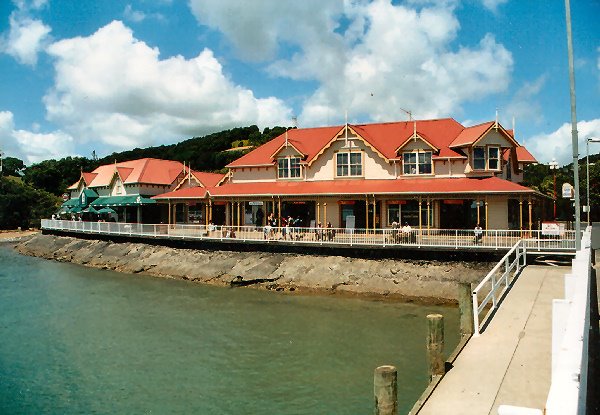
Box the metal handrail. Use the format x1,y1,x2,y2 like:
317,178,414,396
40,220,576,251
471,240,526,336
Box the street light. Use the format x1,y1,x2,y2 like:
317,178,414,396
586,137,600,224
549,158,559,220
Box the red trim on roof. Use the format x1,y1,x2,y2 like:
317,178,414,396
153,186,209,200
207,177,534,198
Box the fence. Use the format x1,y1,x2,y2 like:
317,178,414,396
471,240,527,336
41,219,576,252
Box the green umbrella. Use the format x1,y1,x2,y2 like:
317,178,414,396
97,207,117,214
83,206,100,214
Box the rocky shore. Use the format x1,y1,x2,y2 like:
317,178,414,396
14,233,495,304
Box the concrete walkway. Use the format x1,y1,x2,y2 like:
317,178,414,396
418,265,567,415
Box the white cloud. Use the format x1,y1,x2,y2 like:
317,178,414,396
12,0,48,11
505,75,547,126
0,13,51,65
42,20,291,153
0,110,74,164
189,0,513,127
123,4,147,23
526,119,600,165
481,0,508,13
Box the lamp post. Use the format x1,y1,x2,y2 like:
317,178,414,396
587,137,600,224
564,0,581,249
549,158,559,220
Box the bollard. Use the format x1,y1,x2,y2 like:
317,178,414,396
427,314,445,380
374,365,398,415
458,282,474,336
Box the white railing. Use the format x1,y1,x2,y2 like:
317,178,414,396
472,240,527,336
40,220,576,251
545,227,592,414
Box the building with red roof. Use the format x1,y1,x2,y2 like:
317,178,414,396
64,158,195,222
153,118,543,231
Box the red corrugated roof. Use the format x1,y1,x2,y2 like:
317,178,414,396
450,122,494,147
503,146,538,163
153,186,209,199
515,146,537,163
192,171,226,188
87,158,184,187
227,126,341,167
207,177,534,197
228,119,474,168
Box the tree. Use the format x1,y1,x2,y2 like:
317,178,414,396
1,157,26,177
0,176,60,229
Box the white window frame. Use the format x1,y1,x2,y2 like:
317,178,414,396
487,147,500,170
277,156,301,179
472,146,500,171
402,150,432,175
336,151,363,177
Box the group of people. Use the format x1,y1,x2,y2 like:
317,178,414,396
390,221,415,243
314,222,335,241
262,213,305,240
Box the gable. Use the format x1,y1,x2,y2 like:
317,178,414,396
396,134,438,153
475,128,517,148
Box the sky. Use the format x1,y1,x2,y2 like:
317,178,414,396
0,0,598,166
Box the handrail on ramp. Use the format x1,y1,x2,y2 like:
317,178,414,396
472,240,527,336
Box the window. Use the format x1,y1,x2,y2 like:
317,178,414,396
473,147,486,170
336,151,362,177
473,146,500,170
403,151,432,175
278,156,301,179
488,147,500,170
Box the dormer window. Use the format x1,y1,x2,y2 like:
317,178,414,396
277,156,301,179
403,150,432,175
336,151,362,177
473,146,500,171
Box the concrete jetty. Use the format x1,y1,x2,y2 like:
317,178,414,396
418,265,566,414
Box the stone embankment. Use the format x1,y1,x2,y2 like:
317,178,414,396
15,234,494,304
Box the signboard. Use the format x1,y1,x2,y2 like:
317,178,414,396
62,193,70,201
541,222,562,236
345,215,355,230
338,200,356,205
443,199,464,205
562,183,574,198
248,201,263,206
387,200,408,205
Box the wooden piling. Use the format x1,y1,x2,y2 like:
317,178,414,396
374,365,398,415
458,282,474,336
427,314,445,380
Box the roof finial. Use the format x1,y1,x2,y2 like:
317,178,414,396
512,116,516,142
495,108,499,129
344,109,349,147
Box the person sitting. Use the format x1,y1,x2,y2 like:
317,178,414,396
474,224,483,245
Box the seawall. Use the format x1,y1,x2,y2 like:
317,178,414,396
14,233,495,304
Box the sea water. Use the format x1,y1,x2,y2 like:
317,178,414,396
0,246,459,414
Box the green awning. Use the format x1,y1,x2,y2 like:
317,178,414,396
83,206,100,214
82,188,99,198
90,195,156,207
70,206,83,213
61,198,80,208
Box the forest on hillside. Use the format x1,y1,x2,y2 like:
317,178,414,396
0,125,286,229
1,123,599,229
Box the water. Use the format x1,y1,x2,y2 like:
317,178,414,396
0,246,459,414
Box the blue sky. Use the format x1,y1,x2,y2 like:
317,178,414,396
0,0,598,165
